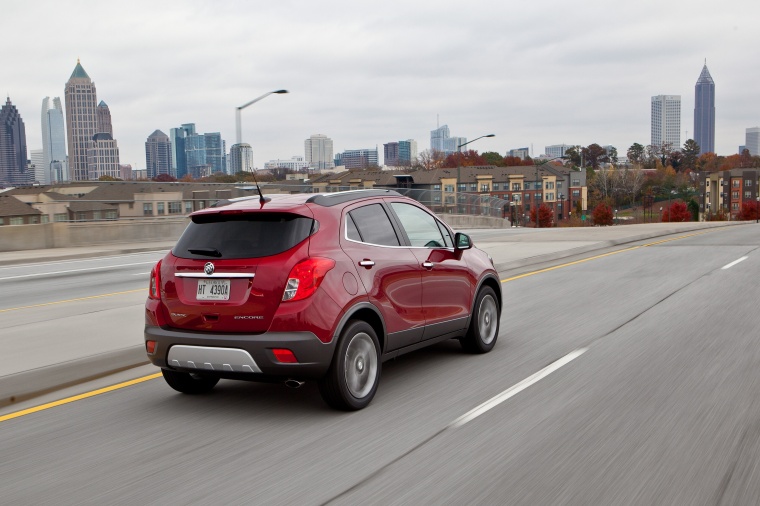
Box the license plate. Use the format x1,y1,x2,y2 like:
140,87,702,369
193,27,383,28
197,279,230,300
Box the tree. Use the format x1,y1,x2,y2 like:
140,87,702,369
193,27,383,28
737,201,760,221
662,201,691,222
530,204,554,228
564,145,582,167
627,143,645,165
416,149,445,170
592,203,613,226
481,151,504,166
152,173,177,182
98,175,122,181
442,150,486,168
687,199,700,221
682,139,700,170
667,150,684,172
607,146,619,164
581,143,609,169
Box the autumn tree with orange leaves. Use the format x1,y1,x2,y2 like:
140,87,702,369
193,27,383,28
530,204,554,227
441,150,486,168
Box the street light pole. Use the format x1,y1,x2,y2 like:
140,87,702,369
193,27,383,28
235,89,289,146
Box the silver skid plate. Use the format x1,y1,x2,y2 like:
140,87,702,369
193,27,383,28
167,345,262,373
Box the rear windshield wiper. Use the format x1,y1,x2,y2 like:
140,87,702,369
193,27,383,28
187,247,222,257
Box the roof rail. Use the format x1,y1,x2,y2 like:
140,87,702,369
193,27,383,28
306,189,402,207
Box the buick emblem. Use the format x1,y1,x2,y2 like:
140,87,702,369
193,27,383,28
204,262,215,276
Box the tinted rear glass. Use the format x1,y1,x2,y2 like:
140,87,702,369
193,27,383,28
173,213,314,260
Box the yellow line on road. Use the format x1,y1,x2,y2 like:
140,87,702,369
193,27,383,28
0,373,162,423
0,289,144,313
501,230,715,284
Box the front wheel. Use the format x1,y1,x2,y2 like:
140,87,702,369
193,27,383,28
319,320,381,411
161,368,219,394
461,286,500,353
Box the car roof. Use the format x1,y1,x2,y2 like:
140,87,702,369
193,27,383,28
192,189,404,216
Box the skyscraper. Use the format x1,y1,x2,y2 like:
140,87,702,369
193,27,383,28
746,127,760,157
430,124,465,154
383,142,399,166
430,125,449,152
398,139,417,166
0,97,31,187
97,100,113,136
694,63,715,155
65,60,99,181
229,143,253,173
170,123,195,178
41,97,68,183
305,134,334,170
145,130,174,179
651,95,681,150
204,132,225,174
87,133,120,179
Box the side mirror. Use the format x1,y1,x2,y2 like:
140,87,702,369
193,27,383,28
454,232,472,250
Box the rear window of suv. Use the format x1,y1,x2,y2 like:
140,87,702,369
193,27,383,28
173,213,314,260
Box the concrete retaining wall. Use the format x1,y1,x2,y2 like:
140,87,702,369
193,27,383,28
0,214,507,253
438,214,509,229
0,218,189,252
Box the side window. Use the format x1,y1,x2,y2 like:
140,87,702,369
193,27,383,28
348,204,400,246
390,202,445,248
346,214,362,241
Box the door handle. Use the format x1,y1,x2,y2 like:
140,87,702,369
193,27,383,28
422,261,434,269
359,260,375,268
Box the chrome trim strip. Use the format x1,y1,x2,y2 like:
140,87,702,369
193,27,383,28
175,273,255,278
167,345,262,373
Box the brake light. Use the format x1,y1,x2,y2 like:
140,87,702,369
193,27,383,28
149,260,162,300
282,257,335,302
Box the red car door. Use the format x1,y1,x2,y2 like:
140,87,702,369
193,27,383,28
340,202,425,351
387,201,474,340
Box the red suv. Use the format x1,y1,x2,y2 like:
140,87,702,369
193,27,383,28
145,189,501,410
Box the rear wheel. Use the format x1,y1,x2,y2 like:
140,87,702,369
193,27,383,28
461,286,500,353
161,368,219,394
319,320,381,411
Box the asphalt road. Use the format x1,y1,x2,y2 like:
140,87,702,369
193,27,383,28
2,226,760,504
0,251,166,376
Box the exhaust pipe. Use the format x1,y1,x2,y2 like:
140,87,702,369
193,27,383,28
284,379,305,389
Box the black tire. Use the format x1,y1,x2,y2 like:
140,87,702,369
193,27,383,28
161,368,219,394
461,286,500,354
319,320,381,411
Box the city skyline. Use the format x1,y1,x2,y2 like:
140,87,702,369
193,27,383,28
4,1,760,171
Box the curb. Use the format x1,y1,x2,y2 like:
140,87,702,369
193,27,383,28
0,346,148,407
0,244,175,266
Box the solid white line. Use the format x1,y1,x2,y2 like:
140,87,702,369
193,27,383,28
721,256,748,270
0,261,156,281
449,348,588,429
132,272,151,276
0,251,169,271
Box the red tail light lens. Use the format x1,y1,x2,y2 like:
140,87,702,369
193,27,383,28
282,257,335,302
149,260,162,300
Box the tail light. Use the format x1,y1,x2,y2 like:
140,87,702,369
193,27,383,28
282,257,335,302
149,260,162,300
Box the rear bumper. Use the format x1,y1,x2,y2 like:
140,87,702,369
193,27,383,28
144,326,335,379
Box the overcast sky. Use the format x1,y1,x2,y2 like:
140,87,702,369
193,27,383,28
5,0,759,170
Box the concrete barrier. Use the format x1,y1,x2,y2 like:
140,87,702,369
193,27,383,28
0,218,189,252
0,214,508,253
438,213,509,229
